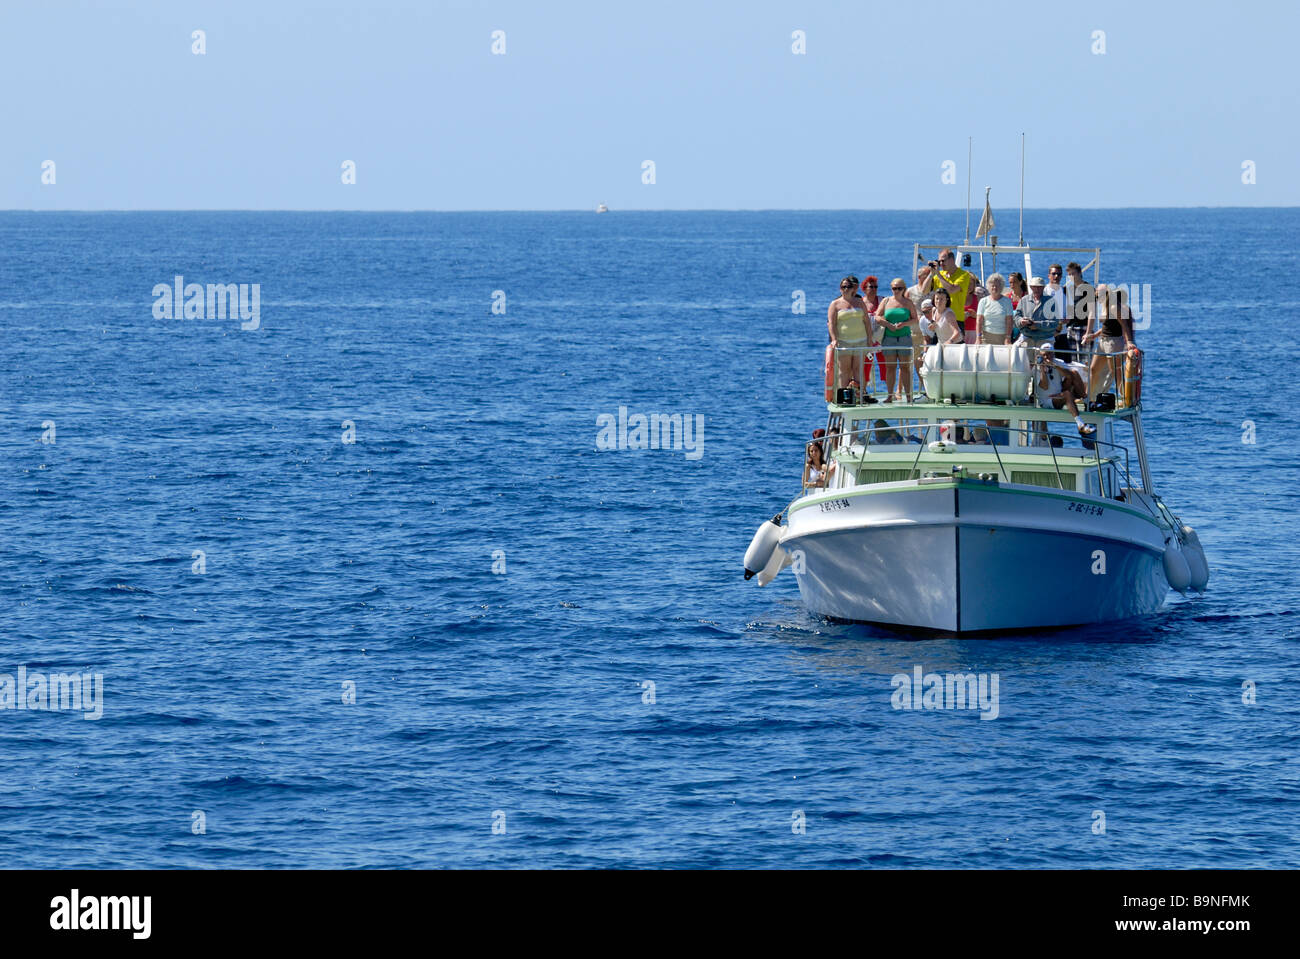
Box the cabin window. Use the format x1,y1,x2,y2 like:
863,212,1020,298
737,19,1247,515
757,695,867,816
857,418,925,445
1010,470,1077,491
858,468,916,485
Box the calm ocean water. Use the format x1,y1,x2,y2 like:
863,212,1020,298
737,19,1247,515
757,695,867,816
1,209,1297,868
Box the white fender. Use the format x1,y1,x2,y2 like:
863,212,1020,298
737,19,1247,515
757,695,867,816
1180,525,1209,592
1162,538,1191,593
755,545,791,586
744,515,783,580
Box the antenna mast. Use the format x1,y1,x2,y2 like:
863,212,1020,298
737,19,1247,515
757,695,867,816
965,137,972,245
1018,133,1025,246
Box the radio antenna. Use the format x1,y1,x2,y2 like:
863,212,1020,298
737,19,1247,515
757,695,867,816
965,137,972,245
1019,133,1025,247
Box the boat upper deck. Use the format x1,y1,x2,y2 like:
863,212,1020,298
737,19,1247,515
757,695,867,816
806,238,1157,500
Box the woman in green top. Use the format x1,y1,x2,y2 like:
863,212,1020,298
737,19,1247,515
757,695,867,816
874,278,921,402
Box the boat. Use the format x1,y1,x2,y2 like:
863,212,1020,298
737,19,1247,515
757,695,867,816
742,239,1209,634
596,203,609,213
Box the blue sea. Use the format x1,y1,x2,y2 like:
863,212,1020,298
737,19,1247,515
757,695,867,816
1,209,1297,868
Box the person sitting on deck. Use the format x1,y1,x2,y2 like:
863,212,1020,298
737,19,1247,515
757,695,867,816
1033,344,1097,436
872,419,906,444
983,420,1010,445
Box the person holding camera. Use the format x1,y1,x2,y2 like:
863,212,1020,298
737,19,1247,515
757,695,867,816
1033,344,1097,436
928,249,977,343
906,263,934,310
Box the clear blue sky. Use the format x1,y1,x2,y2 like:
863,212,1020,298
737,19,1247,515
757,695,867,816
1,0,1293,210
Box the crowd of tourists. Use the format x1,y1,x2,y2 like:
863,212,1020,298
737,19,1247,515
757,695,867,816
826,248,1138,406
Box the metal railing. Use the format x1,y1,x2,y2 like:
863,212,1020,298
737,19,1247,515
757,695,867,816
828,342,923,401
800,420,1153,518
827,339,1143,410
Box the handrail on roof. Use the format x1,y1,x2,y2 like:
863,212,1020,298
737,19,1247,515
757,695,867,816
915,243,1101,254
911,241,1101,285
826,339,1141,417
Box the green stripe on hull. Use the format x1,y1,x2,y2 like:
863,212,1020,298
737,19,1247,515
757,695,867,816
790,479,1163,527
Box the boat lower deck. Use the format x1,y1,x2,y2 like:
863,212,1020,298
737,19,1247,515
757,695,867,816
783,479,1169,632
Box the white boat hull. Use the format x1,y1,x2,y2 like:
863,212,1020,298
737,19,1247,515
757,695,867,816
784,480,1169,633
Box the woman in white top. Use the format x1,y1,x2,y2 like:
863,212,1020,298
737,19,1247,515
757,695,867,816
804,428,837,488
931,288,963,344
976,273,1016,345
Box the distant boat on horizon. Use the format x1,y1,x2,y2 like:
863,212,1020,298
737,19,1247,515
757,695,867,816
595,203,608,213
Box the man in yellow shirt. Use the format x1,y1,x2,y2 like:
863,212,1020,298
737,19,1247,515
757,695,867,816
929,249,977,343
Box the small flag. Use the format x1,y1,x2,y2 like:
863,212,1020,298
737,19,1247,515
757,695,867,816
975,188,994,239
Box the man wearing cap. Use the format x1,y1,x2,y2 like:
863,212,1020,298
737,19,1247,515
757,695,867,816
1013,276,1060,349
918,298,938,345
1033,344,1096,436
913,297,937,382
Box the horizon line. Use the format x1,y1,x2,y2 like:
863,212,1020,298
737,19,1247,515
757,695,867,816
1,204,1296,214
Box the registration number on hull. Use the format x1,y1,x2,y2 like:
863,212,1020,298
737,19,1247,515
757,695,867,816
1067,501,1104,516
819,498,852,513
